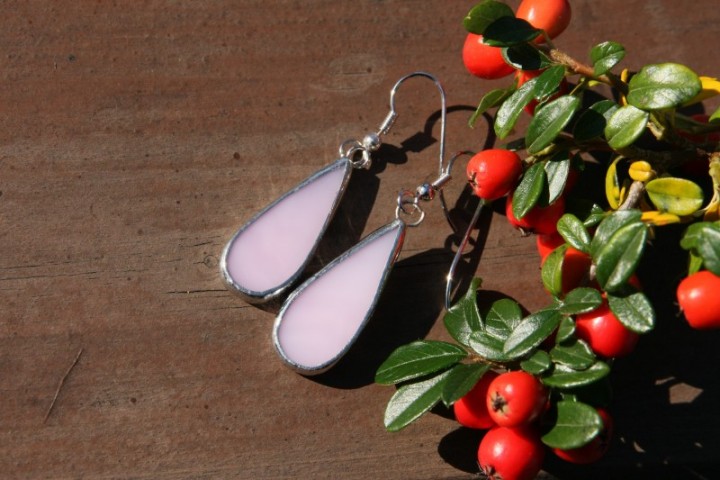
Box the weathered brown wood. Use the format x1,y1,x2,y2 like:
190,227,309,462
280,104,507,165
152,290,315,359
2,1,720,478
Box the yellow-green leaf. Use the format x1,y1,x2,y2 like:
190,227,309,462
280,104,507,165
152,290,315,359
646,177,704,216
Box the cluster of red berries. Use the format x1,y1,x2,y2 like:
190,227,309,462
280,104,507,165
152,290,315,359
462,0,571,81
455,370,611,479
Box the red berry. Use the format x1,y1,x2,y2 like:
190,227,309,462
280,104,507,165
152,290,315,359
506,194,565,235
536,232,564,261
466,150,523,200
454,371,498,429
575,301,639,358
486,371,548,427
462,33,515,80
677,270,720,329
516,0,572,42
478,426,545,480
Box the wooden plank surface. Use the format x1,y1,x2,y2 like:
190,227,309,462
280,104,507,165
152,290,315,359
2,1,720,478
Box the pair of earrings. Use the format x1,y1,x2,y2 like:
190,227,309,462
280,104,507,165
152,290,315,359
220,72,482,375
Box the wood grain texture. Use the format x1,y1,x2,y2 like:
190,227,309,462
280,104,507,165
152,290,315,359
1,1,720,478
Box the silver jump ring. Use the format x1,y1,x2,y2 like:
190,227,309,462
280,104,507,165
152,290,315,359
395,190,425,227
339,139,372,170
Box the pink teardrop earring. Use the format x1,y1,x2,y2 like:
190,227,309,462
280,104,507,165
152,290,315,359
220,72,428,305
272,72,476,375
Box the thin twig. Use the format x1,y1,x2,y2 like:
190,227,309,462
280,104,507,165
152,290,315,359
44,347,84,423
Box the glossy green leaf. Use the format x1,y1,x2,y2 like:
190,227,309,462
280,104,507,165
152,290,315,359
557,214,591,253
463,0,517,34
375,340,468,385
573,100,619,142
521,349,552,375
594,222,648,293
646,177,704,216
483,17,542,47
526,96,581,154
495,78,539,139
607,291,655,334
589,210,642,258
544,150,571,205
551,338,596,370
444,277,483,347
590,41,626,76
441,363,491,406
542,244,567,298
556,316,576,343
696,223,720,275
469,87,514,128
504,309,563,360
533,65,567,100
468,331,508,362
559,288,603,315
512,162,547,220
627,63,702,110
485,298,523,339
541,401,603,449
384,370,451,432
567,199,607,228
502,43,552,71
605,105,649,149
542,361,610,388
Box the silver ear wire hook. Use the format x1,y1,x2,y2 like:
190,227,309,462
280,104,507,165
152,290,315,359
445,197,485,310
379,71,447,177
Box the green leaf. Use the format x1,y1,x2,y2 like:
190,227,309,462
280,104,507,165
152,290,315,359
444,278,483,347
468,331,508,362
680,222,707,250
502,43,552,71
551,338,596,370
503,309,563,360
689,251,704,275
544,150,571,204
646,177,704,216
512,162,547,219
495,78,539,139
483,17,542,47
607,291,655,334
485,298,524,338
627,63,702,110
542,244,567,298
541,401,603,449
589,210,642,258
590,41,626,76
463,0,515,34
526,96,581,154
557,214,591,253
375,340,468,385
542,361,611,388
605,105,649,149
521,349,552,375
573,100,619,142
469,87,514,128
384,370,451,432
697,223,720,275
533,65,567,100
556,316,576,343
441,363,491,406
559,288,603,315
594,222,648,293
711,104,720,123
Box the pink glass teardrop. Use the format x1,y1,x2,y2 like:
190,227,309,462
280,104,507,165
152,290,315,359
273,220,406,374
220,159,352,303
